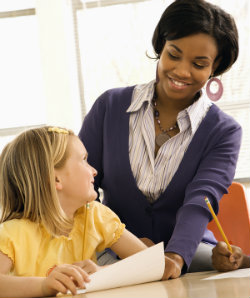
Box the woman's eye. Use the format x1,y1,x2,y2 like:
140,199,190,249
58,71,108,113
193,63,205,69
168,52,179,60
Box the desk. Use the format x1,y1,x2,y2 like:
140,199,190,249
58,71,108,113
55,269,250,298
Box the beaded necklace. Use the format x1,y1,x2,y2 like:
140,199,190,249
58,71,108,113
152,92,178,147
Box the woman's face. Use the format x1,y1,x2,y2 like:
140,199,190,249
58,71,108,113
157,33,219,105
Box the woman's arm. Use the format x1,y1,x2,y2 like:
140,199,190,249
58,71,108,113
166,118,242,271
78,93,107,196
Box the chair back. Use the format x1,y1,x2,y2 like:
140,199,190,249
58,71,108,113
207,182,250,255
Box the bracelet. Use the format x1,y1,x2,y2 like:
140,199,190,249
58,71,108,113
46,265,57,276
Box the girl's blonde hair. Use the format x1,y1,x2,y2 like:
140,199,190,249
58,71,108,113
0,126,75,236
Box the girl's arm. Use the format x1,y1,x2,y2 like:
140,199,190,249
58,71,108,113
110,229,182,280
110,228,147,259
0,251,90,297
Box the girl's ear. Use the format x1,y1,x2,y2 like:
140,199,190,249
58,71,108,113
55,174,63,191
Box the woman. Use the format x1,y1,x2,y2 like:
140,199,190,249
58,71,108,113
79,0,242,277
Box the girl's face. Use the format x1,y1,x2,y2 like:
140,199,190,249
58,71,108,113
157,33,219,106
55,136,97,218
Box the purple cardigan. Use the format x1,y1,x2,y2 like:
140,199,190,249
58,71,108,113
79,86,242,271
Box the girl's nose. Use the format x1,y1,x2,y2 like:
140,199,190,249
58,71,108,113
92,166,98,177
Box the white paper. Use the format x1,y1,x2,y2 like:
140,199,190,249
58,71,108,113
76,242,165,294
203,268,250,280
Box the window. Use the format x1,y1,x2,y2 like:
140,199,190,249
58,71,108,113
0,1,45,149
209,0,250,180
0,0,83,152
76,0,163,111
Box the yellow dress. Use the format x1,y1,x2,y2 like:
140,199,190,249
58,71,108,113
0,201,125,277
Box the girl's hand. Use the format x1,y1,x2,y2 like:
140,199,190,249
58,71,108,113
73,259,102,274
212,241,244,272
41,264,90,296
162,253,184,280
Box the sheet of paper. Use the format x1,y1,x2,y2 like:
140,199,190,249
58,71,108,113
76,242,165,294
203,268,250,280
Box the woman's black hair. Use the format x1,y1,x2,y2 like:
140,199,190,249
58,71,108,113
152,0,239,76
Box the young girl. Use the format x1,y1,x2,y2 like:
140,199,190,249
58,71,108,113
0,126,169,298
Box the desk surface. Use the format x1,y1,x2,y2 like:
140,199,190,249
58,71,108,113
57,269,250,298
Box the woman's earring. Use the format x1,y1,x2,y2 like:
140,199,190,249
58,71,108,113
206,77,223,102
156,61,159,83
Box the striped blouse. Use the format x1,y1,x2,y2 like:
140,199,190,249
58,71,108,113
127,80,212,202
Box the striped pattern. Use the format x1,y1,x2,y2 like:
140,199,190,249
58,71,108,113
127,80,212,202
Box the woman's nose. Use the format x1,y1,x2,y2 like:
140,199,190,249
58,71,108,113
173,60,191,79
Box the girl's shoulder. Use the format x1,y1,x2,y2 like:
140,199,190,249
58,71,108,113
90,201,118,217
74,202,122,231
0,218,41,237
74,201,117,220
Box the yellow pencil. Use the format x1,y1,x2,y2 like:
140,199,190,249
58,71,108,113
82,202,90,260
205,197,233,253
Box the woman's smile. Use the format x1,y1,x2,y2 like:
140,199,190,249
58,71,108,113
168,76,191,90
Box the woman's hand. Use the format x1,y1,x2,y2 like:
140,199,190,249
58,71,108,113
73,259,102,274
139,237,155,247
212,241,246,272
41,264,90,296
162,252,184,280
139,238,184,279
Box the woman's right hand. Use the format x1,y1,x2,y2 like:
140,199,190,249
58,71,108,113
212,241,245,272
41,264,91,296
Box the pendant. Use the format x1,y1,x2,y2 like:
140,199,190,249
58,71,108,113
156,132,170,147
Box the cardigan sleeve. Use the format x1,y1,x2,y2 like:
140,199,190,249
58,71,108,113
79,92,108,199
165,114,242,272
78,86,134,199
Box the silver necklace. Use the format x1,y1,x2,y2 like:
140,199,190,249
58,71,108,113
152,97,178,147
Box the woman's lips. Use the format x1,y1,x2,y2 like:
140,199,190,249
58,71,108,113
169,77,191,90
